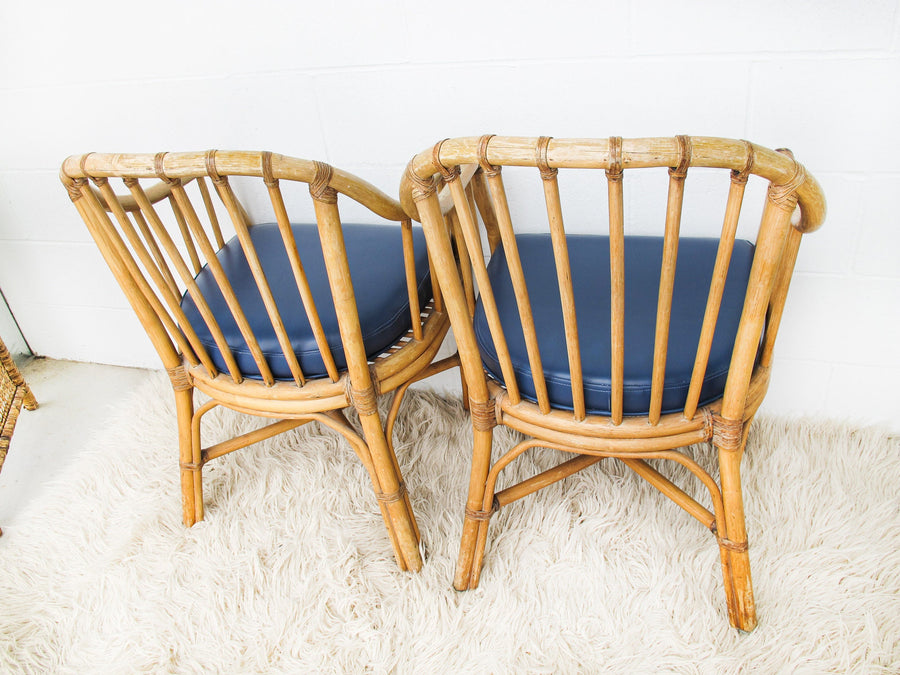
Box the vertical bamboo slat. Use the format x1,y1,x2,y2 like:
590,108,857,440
463,182,484,280
472,169,502,253
606,137,626,425
186,179,276,385
263,174,341,382
206,175,306,386
683,168,749,419
427,251,443,313
649,137,691,425
446,175,522,404
126,180,239,382
168,194,202,274
536,137,585,421
485,171,551,414
73,186,183,370
130,208,180,299
720,198,792,419
84,183,202,369
759,226,802,368
401,219,424,341
311,199,372,384
197,176,226,249
95,180,208,371
448,209,476,317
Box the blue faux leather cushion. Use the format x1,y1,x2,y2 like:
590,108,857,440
180,223,431,380
474,235,756,416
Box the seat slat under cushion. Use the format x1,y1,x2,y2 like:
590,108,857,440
474,234,756,416
180,223,431,380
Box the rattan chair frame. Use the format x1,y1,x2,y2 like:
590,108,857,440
61,151,455,572
401,135,825,630
0,336,38,536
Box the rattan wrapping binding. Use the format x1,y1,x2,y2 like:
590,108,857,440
309,161,337,204
712,413,744,451
376,482,407,504
470,398,497,431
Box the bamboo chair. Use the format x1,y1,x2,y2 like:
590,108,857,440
1,336,38,536
60,151,456,571
401,135,826,630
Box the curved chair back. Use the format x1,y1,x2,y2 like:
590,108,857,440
405,136,823,427
62,151,431,394
402,135,825,631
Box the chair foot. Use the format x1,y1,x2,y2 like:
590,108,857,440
455,426,496,589
23,389,38,411
377,490,423,572
724,547,757,631
180,463,204,527
175,387,202,527
714,416,757,631
453,515,481,590
454,507,494,590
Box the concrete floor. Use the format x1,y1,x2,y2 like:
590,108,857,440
0,359,154,528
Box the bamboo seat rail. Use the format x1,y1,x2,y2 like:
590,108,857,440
401,135,826,631
61,150,457,572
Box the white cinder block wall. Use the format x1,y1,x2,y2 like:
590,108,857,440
1,1,898,428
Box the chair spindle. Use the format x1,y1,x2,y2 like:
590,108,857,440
96,180,210,371
210,173,306,386
127,179,240,382
446,171,522,405
485,170,551,414
168,193,202,275
537,137,585,421
181,178,275,385
196,176,226,249
649,136,691,425
606,136,626,425
683,158,750,420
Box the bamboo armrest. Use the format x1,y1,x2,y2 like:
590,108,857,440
62,152,409,222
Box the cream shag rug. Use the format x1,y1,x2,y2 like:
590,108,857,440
1,372,898,673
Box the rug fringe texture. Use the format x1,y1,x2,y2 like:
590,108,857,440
0,371,898,673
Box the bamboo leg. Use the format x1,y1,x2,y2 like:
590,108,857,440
715,418,756,631
175,387,203,526
324,408,416,564
356,411,423,572
454,426,494,590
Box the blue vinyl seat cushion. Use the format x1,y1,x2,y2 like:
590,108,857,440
180,223,431,380
474,234,756,416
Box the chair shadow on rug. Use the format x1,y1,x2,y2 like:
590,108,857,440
401,135,826,630
61,151,457,571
